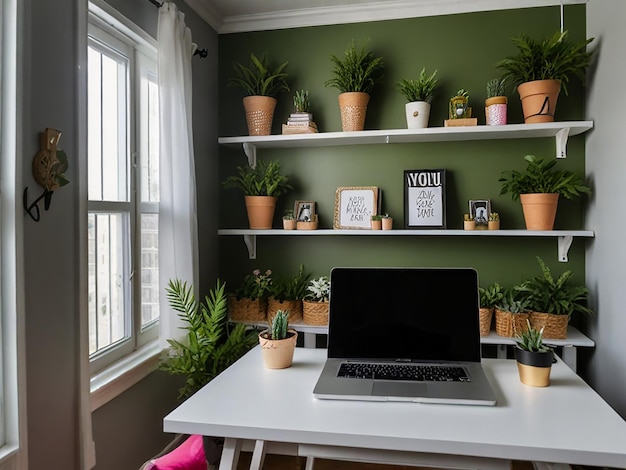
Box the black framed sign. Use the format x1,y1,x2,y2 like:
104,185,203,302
404,169,446,228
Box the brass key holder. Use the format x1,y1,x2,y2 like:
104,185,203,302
23,128,70,222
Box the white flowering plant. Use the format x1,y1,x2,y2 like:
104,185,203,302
305,276,330,303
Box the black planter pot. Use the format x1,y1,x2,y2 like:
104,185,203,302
514,346,554,367
514,346,554,387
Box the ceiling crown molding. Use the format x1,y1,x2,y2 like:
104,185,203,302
207,0,586,34
183,0,223,32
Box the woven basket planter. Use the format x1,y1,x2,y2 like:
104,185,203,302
302,300,329,326
267,298,303,323
495,309,530,337
228,296,267,323
529,311,568,339
479,307,494,337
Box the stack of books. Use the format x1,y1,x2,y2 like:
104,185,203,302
282,112,318,135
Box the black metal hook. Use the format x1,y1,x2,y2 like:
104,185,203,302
23,187,54,222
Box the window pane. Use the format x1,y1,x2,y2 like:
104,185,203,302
88,212,130,355
141,71,160,203
140,214,159,327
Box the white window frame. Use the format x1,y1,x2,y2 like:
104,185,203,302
87,1,160,407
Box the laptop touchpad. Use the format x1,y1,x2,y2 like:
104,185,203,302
372,381,429,398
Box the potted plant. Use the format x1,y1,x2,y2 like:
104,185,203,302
370,214,383,230
228,52,289,135
282,209,296,230
223,159,292,229
478,282,504,337
267,264,310,323
516,257,592,339
488,212,500,230
258,310,298,369
485,77,507,126
496,30,594,123
228,269,273,323
293,89,310,114
303,276,330,325
381,213,393,231
160,279,258,399
463,213,475,230
514,320,554,387
396,68,438,129
494,288,531,337
324,40,384,131
499,154,590,230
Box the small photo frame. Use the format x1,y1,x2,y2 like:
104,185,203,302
294,200,316,222
469,199,491,226
404,169,446,228
334,186,379,229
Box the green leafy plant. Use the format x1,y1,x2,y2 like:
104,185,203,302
270,310,289,340
271,264,311,301
228,52,289,97
159,279,258,399
488,212,500,222
496,288,531,314
293,90,310,113
396,68,438,103
479,282,504,309
515,320,552,352
324,40,384,94
516,257,593,317
370,214,383,221
496,30,594,95
223,160,292,197
283,210,294,220
305,276,330,303
499,154,590,201
233,268,273,300
486,77,507,98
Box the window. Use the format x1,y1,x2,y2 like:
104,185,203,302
87,14,159,374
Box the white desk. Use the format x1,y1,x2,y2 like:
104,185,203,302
164,347,626,470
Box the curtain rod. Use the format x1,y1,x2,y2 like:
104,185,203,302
149,0,208,59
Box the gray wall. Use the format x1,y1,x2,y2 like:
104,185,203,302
585,0,626,418
22,0,219,469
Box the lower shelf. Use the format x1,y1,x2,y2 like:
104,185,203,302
218,229,595,261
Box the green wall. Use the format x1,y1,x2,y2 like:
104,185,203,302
217,6,589,320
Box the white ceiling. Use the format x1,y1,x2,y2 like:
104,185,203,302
183,0,586,34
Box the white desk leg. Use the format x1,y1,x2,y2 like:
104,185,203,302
249,440,267,470
219,438,242,470
496,344,507,359
560,346,577,372
304,332,316,349
304,456,315,470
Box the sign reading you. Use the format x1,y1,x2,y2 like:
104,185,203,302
404,169,446,228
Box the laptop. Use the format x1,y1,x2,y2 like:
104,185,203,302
313,267,497,406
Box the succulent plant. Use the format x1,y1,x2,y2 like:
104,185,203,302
488,212,500,221
270,310,289,340
496,289,531,314
293,90,310,113
305,276,330,302
516,320,551,352
486,77,507,98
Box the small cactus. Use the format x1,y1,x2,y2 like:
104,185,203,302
271,310,289,340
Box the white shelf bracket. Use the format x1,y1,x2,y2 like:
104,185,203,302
243,142,257,167
558,235,573,262
243,234,257,259
555,127,569,158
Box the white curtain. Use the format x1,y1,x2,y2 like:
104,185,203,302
157,2,199,348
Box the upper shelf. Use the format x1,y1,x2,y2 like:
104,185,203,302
219,121,594,163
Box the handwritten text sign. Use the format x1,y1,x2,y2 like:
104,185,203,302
404,169,446,228
334,186,379,229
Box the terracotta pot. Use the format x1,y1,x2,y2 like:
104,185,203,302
485,96,507,126
259,329,298,369
517,79,561,124
283,218,296,230
488,220,500,230
245,196,277,229
371,219,382,230
529,311,568,339
243,96,277,136
404,101,431,129
382,217,393,230
515,347,554,387
338,92,370,131
520,193,559,230
464,220,476,230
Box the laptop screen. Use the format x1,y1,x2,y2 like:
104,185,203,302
327,267,481,363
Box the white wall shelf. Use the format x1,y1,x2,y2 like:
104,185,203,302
219,121,594,165
218,229,595,262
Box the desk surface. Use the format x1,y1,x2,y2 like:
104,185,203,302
164,347,626,468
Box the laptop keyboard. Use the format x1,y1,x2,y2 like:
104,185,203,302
337,362,470,382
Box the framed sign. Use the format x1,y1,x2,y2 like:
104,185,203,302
334,186,379,229
404,169,446,228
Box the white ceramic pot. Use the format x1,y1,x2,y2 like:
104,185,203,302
404,101,431,129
